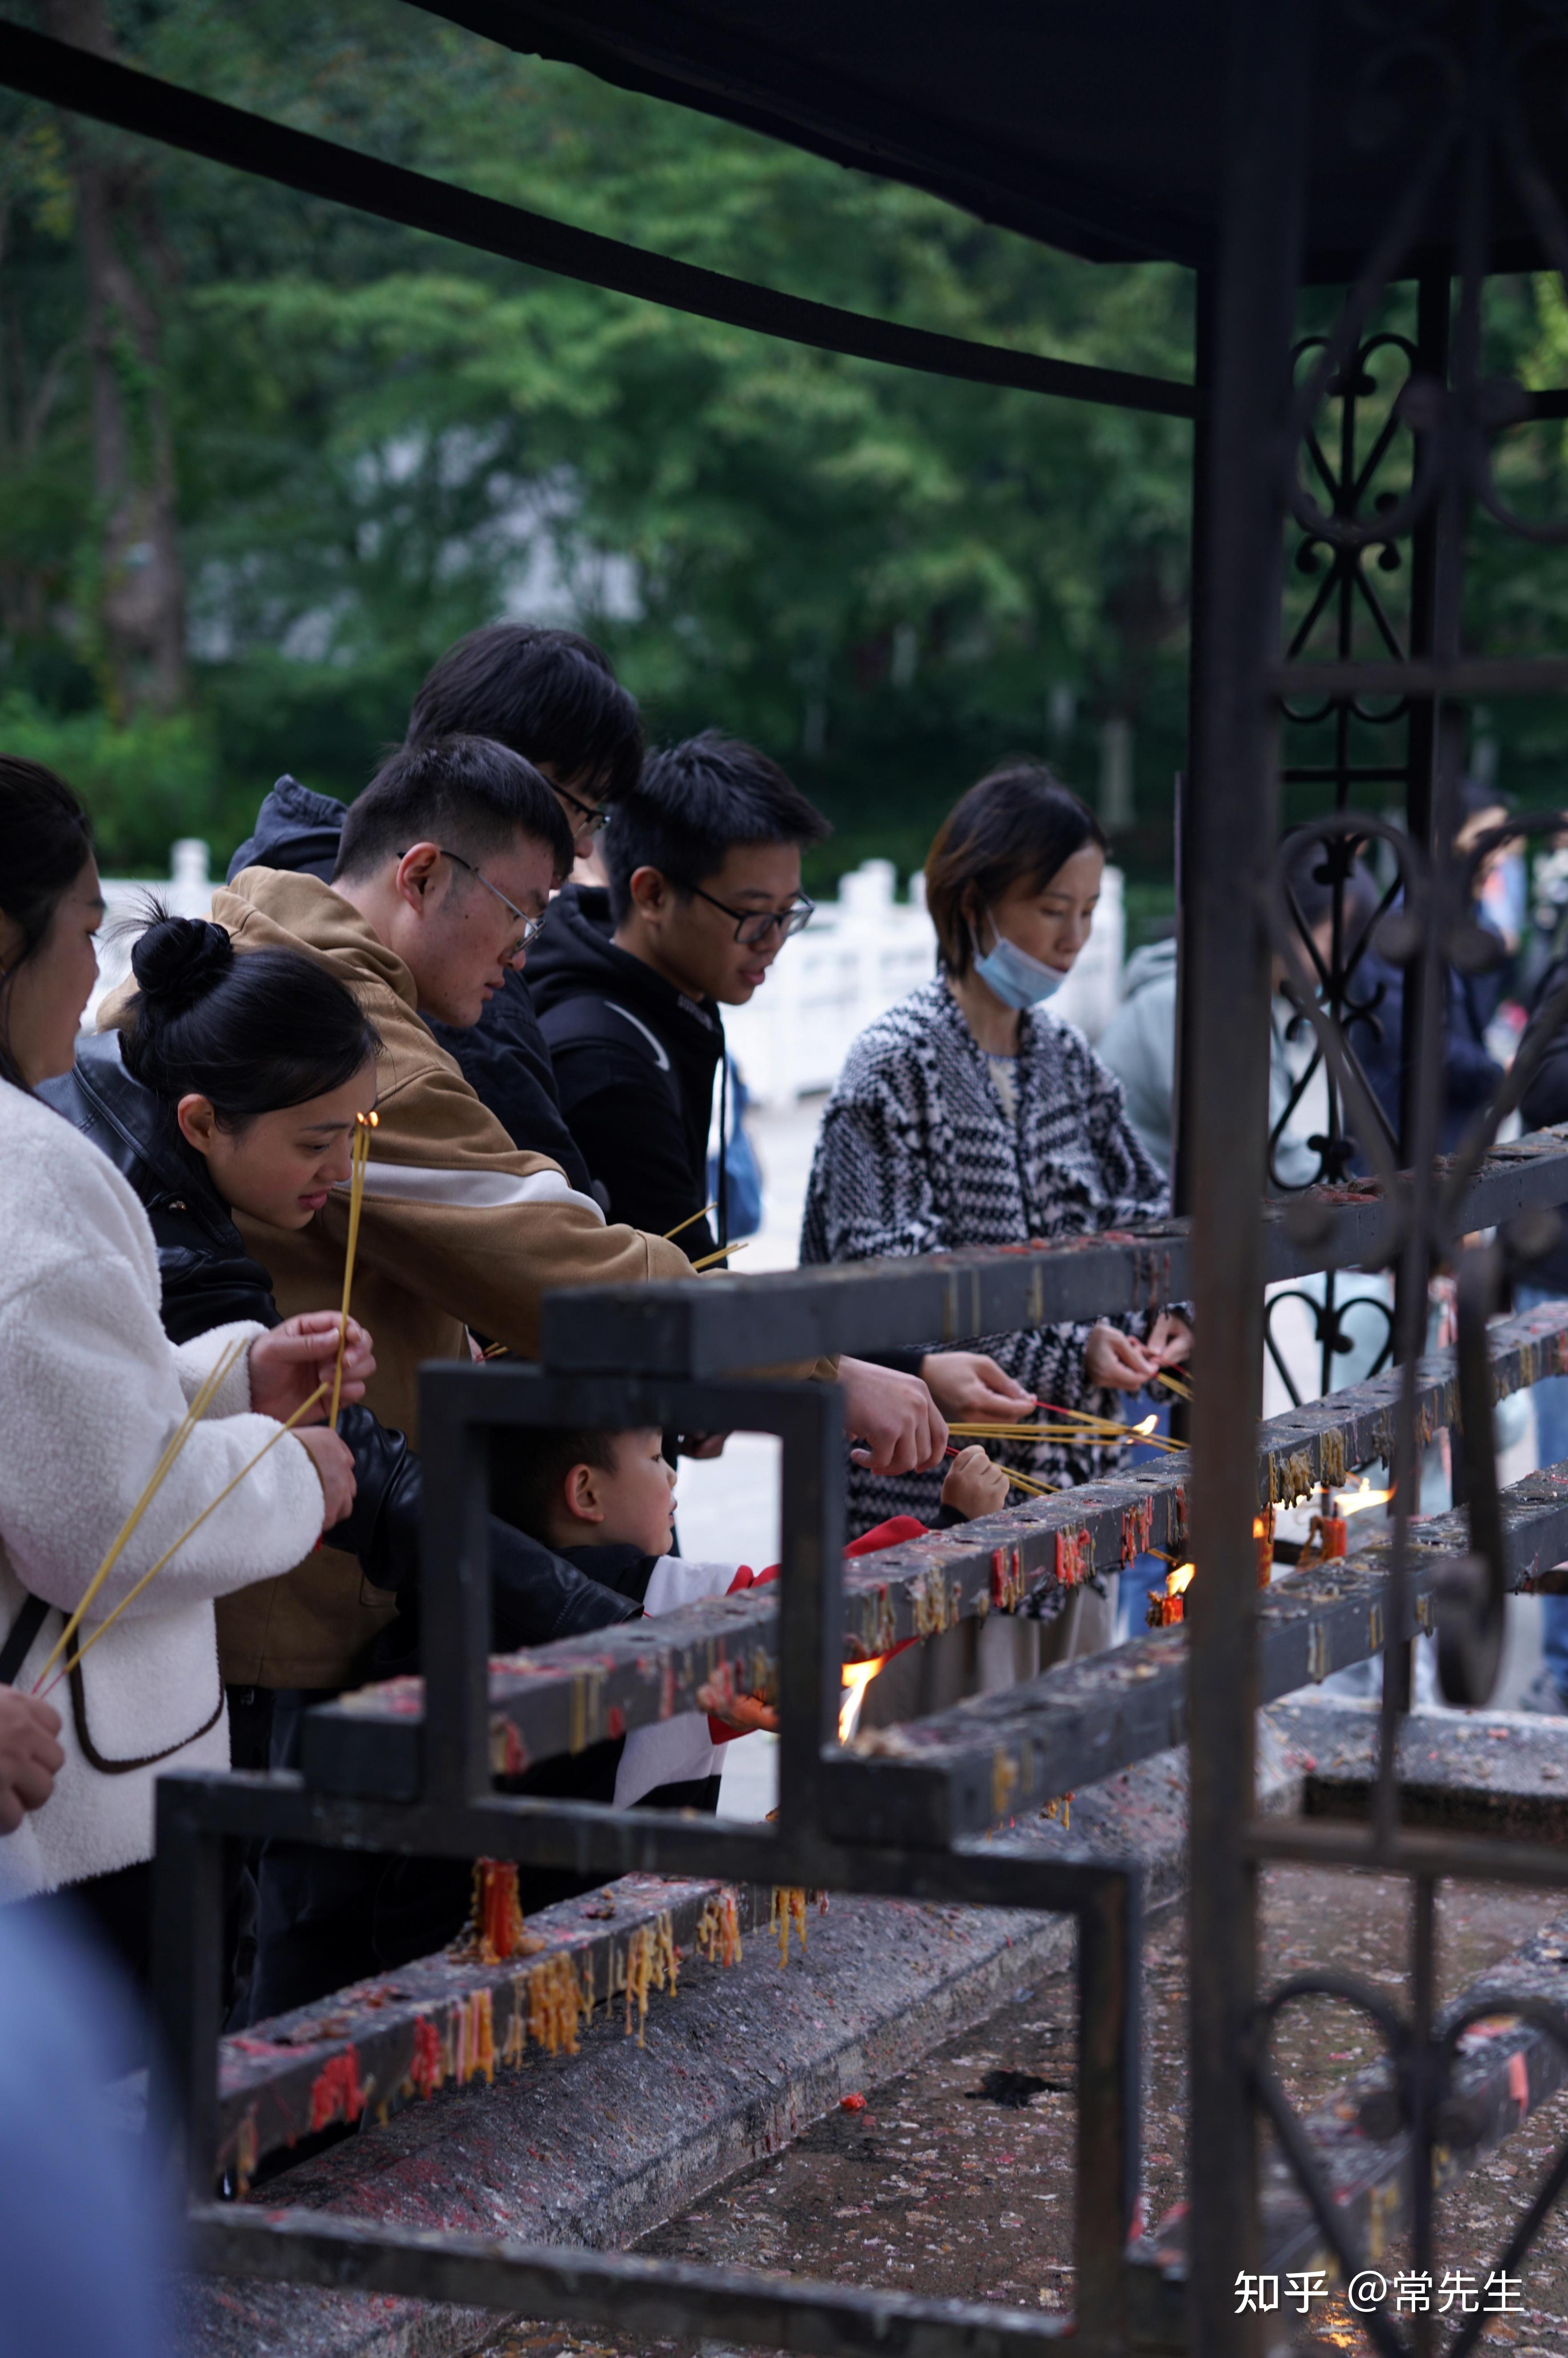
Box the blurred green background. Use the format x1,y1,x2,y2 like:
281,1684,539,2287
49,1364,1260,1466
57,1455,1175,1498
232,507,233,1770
4,0,1568,939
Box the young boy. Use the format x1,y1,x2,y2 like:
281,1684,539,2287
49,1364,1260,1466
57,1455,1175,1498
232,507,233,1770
501,1433,1012,1808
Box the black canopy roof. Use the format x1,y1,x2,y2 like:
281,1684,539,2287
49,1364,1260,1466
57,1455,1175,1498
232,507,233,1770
428,1,1560,278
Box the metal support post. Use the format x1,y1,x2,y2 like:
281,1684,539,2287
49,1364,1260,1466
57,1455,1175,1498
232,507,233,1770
1182,3,1312,2348
420,1367,496,1805
146,1784,226,2203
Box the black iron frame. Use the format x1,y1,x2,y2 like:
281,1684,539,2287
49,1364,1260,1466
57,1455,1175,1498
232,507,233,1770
16,3,1568,2353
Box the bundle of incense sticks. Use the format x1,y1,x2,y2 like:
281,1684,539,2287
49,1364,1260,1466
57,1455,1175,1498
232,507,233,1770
1157,1368,1193,1403
30,1335,248,1694
664,1199,717,1243
949,1415,1183,1453
45,1380,330,1696
329,1110,378,1431
691,1239,750,1272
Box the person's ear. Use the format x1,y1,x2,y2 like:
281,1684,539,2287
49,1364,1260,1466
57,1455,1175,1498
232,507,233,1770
628,866,670,926
176,1094,221,1158
562,1462,605,1525
393,843,444,914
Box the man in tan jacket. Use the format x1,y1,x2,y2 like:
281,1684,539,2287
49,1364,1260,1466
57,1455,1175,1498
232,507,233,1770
186,734,943,1692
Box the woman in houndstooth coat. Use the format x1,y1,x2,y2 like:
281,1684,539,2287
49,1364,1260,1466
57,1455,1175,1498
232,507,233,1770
801,764,1189,1551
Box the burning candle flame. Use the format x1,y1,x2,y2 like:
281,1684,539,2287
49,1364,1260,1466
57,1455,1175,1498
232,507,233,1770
839,1658,885,1744
1167,1562,1195,1598
1133,1414,1158,1437
1333,1475,1394,1517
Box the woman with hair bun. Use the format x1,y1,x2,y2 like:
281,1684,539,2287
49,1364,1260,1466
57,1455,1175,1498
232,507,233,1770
802,762,1189,1684
0,758,365,1980
48,906,642,2013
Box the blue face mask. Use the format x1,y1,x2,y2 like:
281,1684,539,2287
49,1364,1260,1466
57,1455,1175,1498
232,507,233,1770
970,914,1067,1010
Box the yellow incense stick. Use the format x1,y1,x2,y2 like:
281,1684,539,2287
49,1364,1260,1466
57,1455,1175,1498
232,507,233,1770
1157,1369,1193,1401
48,1383,330,1695
329,1111,377,1431
691,1239,750,1273
664,1199,718,1243
31,1337,246,1693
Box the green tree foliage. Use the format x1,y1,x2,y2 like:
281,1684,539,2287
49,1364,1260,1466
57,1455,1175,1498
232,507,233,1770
8,2,1567,890
0,0,1195,875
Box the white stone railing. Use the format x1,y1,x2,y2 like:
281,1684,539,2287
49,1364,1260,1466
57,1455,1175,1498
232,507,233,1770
88,838,214,1027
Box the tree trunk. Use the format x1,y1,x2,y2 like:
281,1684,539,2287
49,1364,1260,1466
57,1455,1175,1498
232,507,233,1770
46,0,185,714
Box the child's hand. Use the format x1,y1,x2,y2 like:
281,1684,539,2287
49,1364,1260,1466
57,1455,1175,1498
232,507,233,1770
710,1695,779,1736
940,1444,1011,1521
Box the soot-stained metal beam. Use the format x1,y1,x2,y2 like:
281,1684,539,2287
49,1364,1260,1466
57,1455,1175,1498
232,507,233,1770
537,1131,1568,1376
825,1471,1568,1848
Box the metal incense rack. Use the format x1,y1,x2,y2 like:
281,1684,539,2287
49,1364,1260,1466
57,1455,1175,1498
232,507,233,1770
148,1132,1568,2356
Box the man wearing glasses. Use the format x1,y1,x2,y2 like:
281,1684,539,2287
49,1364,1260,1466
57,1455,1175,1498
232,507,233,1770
225,622,640,1198
528,731,822,1266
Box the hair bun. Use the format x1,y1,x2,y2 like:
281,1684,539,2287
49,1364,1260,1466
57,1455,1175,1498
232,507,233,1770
131,915,233,1016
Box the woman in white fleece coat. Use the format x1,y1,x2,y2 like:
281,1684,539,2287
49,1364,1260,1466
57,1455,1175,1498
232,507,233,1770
0,758,363,1968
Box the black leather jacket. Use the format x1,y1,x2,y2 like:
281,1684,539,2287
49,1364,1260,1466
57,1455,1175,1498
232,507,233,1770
40,1035,637,1652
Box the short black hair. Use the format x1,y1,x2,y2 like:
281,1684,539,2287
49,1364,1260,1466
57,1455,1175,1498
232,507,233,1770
122,911,381,1127
604,733,831,926
406,624,644,804
490,1428,620,1541
925,762,1106,977
334,734,574,885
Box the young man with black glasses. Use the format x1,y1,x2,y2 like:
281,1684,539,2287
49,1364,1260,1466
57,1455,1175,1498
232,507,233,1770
528,733,826,1260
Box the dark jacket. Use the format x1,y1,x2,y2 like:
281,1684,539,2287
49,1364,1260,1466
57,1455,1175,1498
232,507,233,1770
526,883,726,1256
227,776,595,1195
1519,952,1568,1294
40,1032,637,1655
1350,944,1504,1168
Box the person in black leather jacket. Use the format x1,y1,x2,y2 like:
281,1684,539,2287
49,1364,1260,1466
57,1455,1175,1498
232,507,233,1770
45,914,637,2013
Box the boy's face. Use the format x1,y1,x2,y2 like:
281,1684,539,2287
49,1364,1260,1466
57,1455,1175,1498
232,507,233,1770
622,840,806,1006
559,1429,677,1556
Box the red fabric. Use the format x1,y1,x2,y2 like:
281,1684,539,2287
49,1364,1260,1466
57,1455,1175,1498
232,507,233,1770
707,1519,932,1740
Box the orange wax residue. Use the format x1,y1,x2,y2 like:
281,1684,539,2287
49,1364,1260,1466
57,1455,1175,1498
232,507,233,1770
1042,1791,1074,1830
622,1912,679,2045
309,2048,366,2133
528,1951,588,2056
452,1989,496,2084
1254,1508,1275,1588
451,1859,545,1965
696,1889,743,1967
1054,1526,1093,1588
1121,1496,1154,1566
232,2109,260,2197
408,2014,445,2098
771,1886,809,1969
990,1546,1024,1612
1147,1562,1194,1628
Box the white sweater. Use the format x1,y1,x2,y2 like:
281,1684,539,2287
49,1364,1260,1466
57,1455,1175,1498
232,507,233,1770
0,1079,326,1897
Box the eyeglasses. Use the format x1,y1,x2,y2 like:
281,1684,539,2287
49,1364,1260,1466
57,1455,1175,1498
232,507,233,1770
685,879,816,946
438,849,546,958
553,781,611,838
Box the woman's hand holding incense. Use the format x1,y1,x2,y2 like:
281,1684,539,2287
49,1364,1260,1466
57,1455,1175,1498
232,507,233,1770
1084,1319,1166,1391
249,1314,375,1423
0,1690,64,1835
1145,1311,1191,1367
940,1444,1012,1520
919,1350,1034,1424
297,1426,358,1529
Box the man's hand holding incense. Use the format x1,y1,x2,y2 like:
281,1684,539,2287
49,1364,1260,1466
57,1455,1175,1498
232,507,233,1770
919,1350,1034,1424
249,1314,375,1424
0,1690,64,1836
838,1357,948,1476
